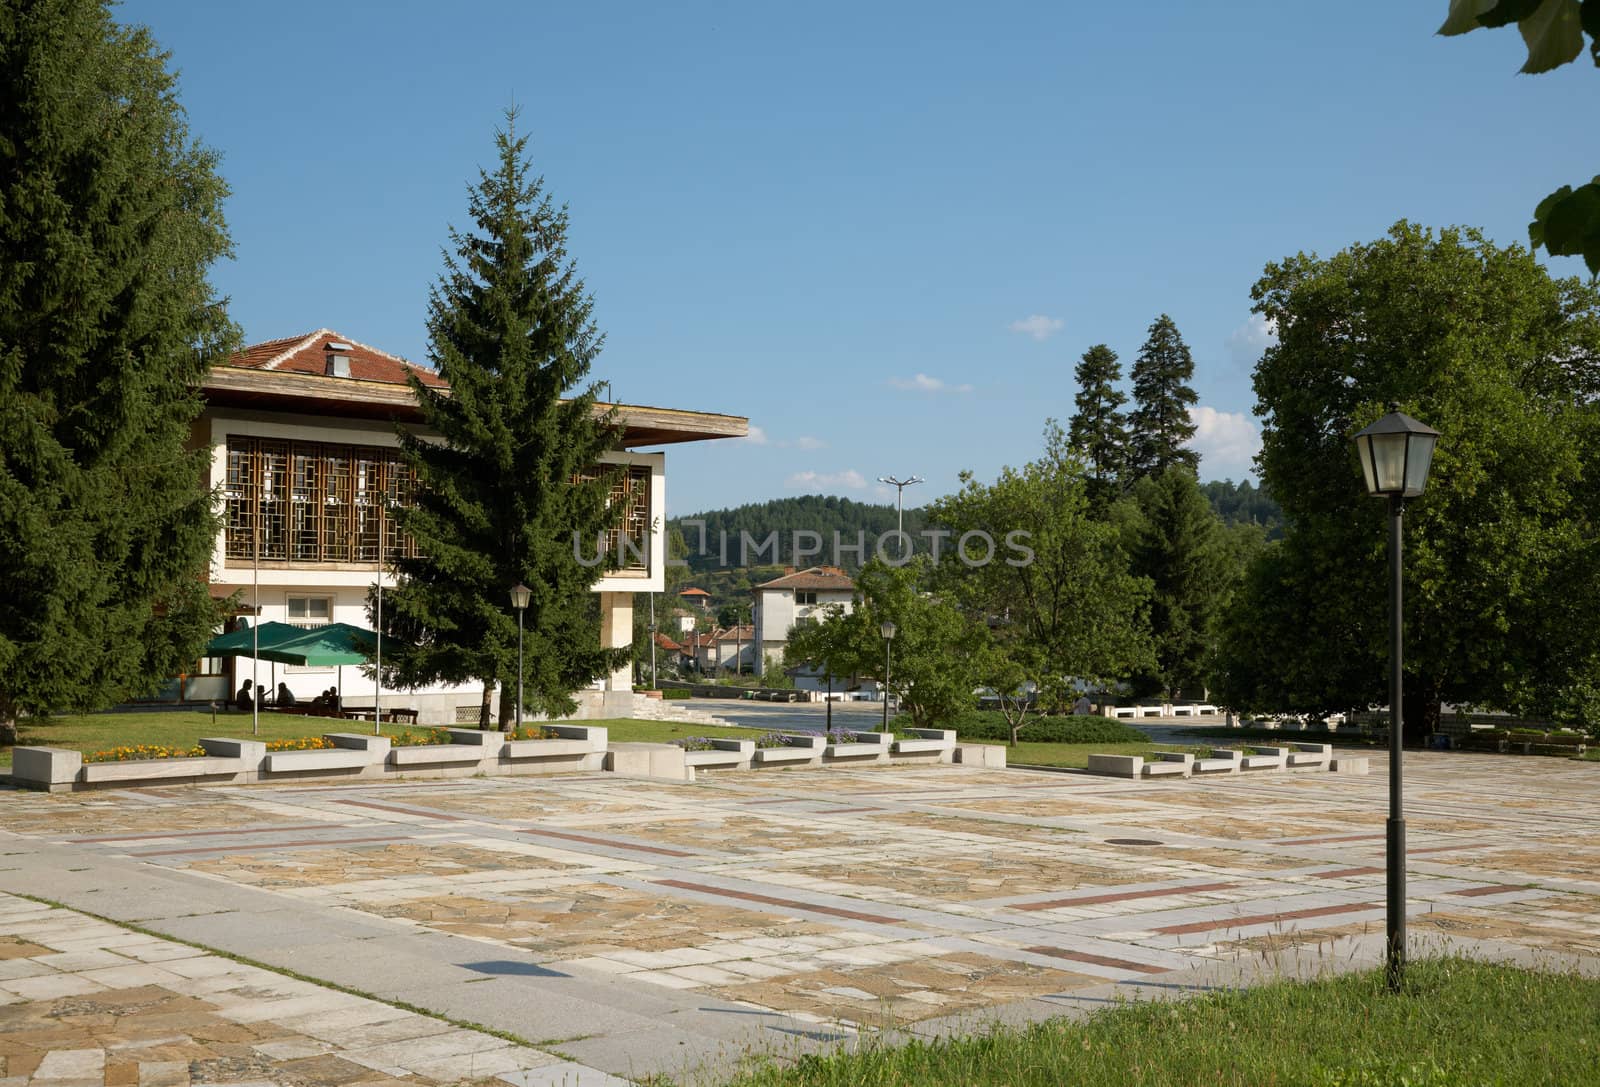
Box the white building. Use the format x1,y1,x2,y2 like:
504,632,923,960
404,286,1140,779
195,328,745,723
751,566,854,677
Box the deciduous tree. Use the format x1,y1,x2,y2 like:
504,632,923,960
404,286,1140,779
1215,222,1600,737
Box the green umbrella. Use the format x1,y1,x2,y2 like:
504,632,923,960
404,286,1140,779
260,622,379,667
204,622,308,657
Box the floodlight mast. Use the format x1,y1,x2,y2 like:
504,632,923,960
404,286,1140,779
877,475,924,538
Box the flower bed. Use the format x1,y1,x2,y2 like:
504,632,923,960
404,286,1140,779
388,727,456,747
84,743,206,763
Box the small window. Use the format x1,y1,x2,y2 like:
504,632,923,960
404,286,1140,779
796,591,818,606
286,596,333,623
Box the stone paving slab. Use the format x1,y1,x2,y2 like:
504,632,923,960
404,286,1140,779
0,894,610,1087
3,751,1600,1082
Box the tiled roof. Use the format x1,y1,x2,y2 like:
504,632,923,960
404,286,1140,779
227,329,447,388
755,566,855,591
714,625,755,643
653,632,687,652
677,588,711,597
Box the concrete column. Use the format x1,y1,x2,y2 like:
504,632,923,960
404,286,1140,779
599,591,634,706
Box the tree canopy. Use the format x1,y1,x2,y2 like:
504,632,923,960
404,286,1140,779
1214,221,1600,733
0,0,236,742
379,113,627,725
1067,343,1128,505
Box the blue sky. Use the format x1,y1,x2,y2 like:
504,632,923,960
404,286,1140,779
124,0,1595,515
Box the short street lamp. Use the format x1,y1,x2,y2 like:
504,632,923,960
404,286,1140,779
880,620,897,730
1352,406,1440,992
510,583,531,731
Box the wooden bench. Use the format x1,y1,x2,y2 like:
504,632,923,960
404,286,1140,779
340,706,420,725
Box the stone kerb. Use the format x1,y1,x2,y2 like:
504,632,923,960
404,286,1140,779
605,742,691,782
953,743,1007,768
1086,753,1142,778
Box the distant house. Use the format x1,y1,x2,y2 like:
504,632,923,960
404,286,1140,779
751,565,854,677
677,587,711,609
687,626,756,675
651,631,692,671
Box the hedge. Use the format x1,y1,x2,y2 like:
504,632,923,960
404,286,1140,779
949,711,1147,744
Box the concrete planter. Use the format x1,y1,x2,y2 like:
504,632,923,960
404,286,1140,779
893,728,957,763
263,748,373,774
682,738,755,771
825,731,892,764
389,743,484,767
753,733,825,768
80,756,241,785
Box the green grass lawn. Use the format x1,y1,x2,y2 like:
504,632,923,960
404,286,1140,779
0,712,835,770
722,958,1600,1087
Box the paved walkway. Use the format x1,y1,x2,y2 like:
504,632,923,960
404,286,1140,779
3,752,1598,1084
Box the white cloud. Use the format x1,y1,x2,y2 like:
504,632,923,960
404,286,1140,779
743,425,826,450
1009,314,1064,342
786,469,869,491
1225,313,1277,367
887,373,974,394
1185,406,1260,479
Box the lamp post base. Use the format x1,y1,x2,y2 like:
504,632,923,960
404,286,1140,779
1386,813,1406,992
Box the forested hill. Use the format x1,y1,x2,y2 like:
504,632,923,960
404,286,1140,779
669,495,928,574
668,482,1278,575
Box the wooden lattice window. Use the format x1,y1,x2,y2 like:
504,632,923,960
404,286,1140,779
225,438,419,565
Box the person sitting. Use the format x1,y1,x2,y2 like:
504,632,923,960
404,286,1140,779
234,679,254,711
326,688,342,713
276,682,296,710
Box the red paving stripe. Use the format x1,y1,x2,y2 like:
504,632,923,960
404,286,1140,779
70,824,340,844
741,798,811,806
1316,866,1386,879
813,807,883,815
1276,833,1384,846
653,879,904,925
1015,881,1239,911
1407,843,1487,855
1449,884,1529,897
1154,900,1380,936
521,827,698,858
130,834,413,857
1024,946,1172,974
335,799,464,821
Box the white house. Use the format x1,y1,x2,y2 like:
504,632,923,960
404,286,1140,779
751,566,854,677
194,328,746,723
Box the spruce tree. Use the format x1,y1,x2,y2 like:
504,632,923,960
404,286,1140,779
380,113,627,726
1126,314,1200,479
1128,466,1231,699
0,0,236,744
1066,343,1128,505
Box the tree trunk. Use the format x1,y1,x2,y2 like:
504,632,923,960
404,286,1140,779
0,716,17,748
496,682,513,732
1401,679,1441,747
478,681,493,730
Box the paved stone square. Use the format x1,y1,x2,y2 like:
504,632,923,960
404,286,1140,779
2,750,1598,1084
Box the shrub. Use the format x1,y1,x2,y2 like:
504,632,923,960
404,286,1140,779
507,725,561,740
948,711,1147,744
661,688,691,700
389,727,454,747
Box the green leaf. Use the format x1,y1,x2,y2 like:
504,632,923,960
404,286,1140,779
1439,0,1498,34
1582,0,1600,63
1529,185,1574,247
1535,182,1600,276
1518,0,1585,71
1479,0,1550,28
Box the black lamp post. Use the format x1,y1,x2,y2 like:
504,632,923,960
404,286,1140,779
1352,406,1439,992
880,620,897,730
510,583,531,731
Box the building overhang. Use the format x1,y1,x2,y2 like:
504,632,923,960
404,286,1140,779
201,365,748,447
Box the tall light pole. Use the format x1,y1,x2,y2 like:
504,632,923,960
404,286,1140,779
374,515,385,735
510,583,531,732
877,475,924,539
1352,406,1440,993
880,619,896,731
